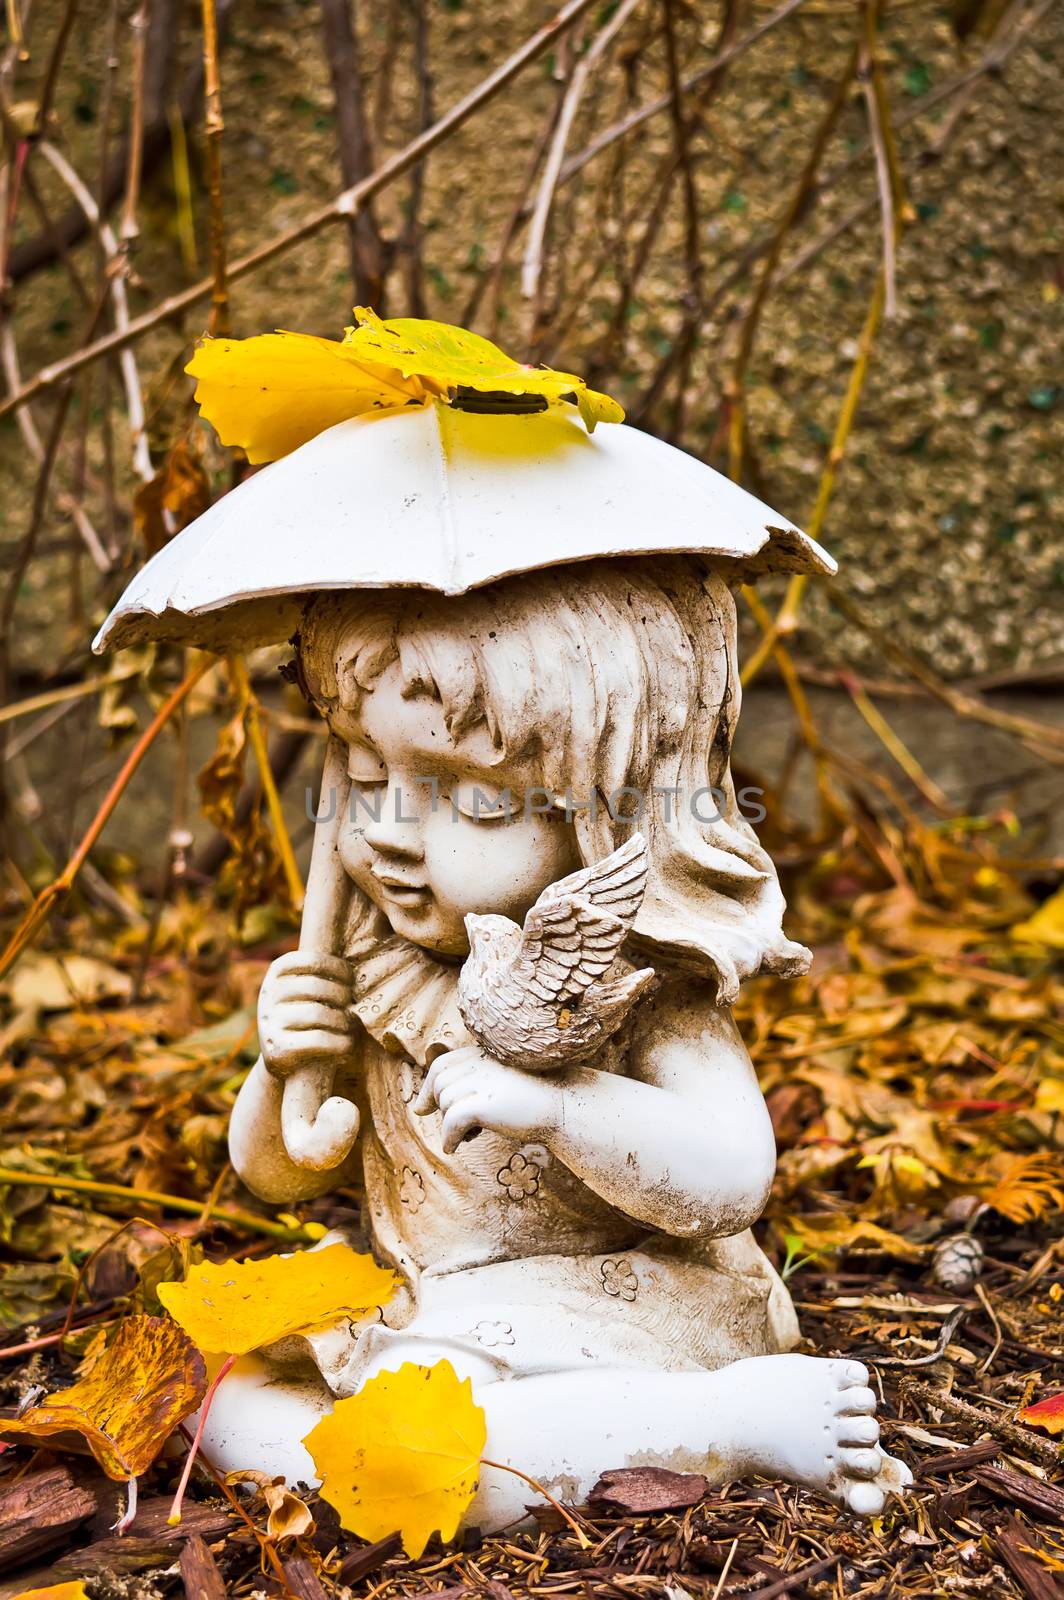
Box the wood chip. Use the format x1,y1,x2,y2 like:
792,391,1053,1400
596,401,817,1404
283,1554,331,1600
0,1463,96,1570
974,1466,1064,1526
337,1530,403,1585
993,1516,1062,1600
180,1533,227,1600
918,1440,1001,1476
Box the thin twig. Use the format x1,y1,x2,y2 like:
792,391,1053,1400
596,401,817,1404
121,1,149,240
0,657,211,980
228,655,304,910
200,0,229,333
741,267,887,689
38,140,153,481
829,585,1064,765
901,1378,1061,1469
521,0,641,306
838,670,951,811
726,40,858,480
320,0,386,305
556,0,809,188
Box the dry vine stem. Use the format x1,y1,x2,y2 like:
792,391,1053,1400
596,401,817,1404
0,0,602,423
227,654,304,910
0,1168,314,1242
725,40,859,483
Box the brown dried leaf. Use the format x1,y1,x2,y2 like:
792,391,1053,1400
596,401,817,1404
588,1467,710,1514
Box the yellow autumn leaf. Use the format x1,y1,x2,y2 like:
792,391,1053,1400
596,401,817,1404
185,330,432,464
344,307,624,432
1012,883,1064,949
10,1586,90,1600
781,1214,923,1262
158,1241,397,1354
0,1315,206,1481
1035,1077,1064,1115
305,1360,487,1558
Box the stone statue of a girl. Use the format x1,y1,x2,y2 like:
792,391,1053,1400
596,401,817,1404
95,351,910,1531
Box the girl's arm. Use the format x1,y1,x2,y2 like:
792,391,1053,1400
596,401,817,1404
417,981,777,1239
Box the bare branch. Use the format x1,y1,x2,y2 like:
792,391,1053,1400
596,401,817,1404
38,140,153,483
0,0,603,424
521,0,642,309
319,0,387,305
200,0,229,332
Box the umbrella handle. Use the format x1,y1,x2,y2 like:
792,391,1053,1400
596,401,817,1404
280,736,360,1172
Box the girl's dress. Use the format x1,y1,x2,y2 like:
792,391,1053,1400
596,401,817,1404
298,916,799,1399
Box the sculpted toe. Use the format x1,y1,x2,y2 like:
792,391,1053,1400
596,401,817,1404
839,1446,882,1479
837,1360,870,1387
847,1480,886,1516
838,1384,877,1415
838,1413,879,1445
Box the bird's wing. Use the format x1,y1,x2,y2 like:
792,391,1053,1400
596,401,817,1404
511,895,630,1006
536,832,648,930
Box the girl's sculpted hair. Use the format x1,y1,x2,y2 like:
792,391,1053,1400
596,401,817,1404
297,558,809,1002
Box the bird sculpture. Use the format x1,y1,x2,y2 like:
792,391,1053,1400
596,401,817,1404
457,833,657,1070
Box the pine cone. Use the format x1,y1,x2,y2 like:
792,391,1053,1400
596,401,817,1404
932,1232,984,1293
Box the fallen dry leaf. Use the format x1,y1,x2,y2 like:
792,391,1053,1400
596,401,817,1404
225,1468,315,1539
1017,1391,1064,1436
588,1467,710,1514
0,1314,206,1480
304,1360,486,1558
1011,884,1064,949
158,1241,397,1354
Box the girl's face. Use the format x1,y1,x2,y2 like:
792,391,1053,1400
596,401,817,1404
332,662,581,958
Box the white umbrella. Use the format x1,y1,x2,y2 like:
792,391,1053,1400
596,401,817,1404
93,401,834,654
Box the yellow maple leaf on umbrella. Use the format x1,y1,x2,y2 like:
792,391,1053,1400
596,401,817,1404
304,1360,487,1558
0,1314,206,1480
186,307,623,465
185,330,432,464
157,1241,396,1354
343,307,624,433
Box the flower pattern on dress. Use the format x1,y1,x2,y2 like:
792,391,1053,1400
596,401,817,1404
397,1060,423,1105
470,1319,515,1348
496,1150,545,1200
399,1165,425,1212
600,1256,638,1301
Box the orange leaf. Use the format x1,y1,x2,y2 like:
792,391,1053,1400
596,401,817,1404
1017,1391,1064,1436
0,1315,206,1481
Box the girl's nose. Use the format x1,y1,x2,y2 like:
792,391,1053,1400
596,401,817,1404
361,779,425,858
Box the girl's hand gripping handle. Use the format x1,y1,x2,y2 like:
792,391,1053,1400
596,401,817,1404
279,737,360,1171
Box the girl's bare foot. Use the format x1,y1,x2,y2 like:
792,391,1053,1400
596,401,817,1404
722,1353,912,1515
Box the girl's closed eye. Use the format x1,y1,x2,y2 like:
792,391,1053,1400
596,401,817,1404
348,746,387,791
451,781,519,824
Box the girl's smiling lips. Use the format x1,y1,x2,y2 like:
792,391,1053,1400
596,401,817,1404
371,868,432,905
